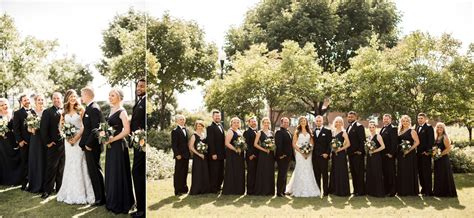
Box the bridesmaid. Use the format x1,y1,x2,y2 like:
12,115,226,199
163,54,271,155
365,120,386,197
188,120,211,195
104,89,134,214
396,115,420,196
27,94,46,193
222,117,245,195
328,116,351,196
432,122,457,197
254,117,275,196
0,98,22,186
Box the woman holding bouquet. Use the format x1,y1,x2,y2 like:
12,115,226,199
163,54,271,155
0,98,22,186
104,88,134,214
365,120,386,197
222,117,245,195
328,116,351,196
254,117,275,196
188,120,211,195
432,122,457,197
26,94,46,193
396,115,420,196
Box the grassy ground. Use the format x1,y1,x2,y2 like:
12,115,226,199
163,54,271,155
147,173,474,217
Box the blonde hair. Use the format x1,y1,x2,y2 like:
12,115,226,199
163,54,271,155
398,115,412,134
332,116,344,129
81,87,95,98
194,120,205,129
261,117,271,127
110,88,124,101
435,122,449,141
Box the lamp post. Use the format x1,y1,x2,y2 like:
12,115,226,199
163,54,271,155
218,49,226,128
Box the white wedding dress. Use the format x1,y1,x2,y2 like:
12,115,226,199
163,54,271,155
285,133,321,197
56,113,95,204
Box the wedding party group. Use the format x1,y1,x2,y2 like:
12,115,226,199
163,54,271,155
172,110,458,199
0,79,146,217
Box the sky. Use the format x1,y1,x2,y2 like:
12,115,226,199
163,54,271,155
151,0,474,112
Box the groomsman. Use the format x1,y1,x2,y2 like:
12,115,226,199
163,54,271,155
40,92,65,198
243,117,258,195
312,115,332,196
206,110,225,193
79,87,106,205
275,117,293,197
416,112,434,196
346,111,366,196
380,114,398,197
171,114,190,196
13,94,35,190
131,79,146,218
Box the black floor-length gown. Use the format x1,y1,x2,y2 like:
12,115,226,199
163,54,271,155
190,133,211,195
396,129,419,196
222,130,245,195
365,134,385,197
0,116,22,186
433,137,457,197
328,131,350,196
27,114,46,193
254,131,275,196
105,110,134,214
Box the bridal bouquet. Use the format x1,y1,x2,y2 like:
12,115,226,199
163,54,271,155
131,129,146,152
233,135,247,154
196,141,208,154
61,123,78,141
0,118,9,138
432,146,442,160
262,138,275,152
25,111,40,134
94,122,115,148
399,140,412,157
299,141,312,155
365,138,377,156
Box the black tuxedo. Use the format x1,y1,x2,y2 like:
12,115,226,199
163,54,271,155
80,102,106,203
13,107,36,187
346,121,366,195
380,124,398,196
243,127,258,195
131,96,146,213
416,123,435,195
312,126,332,195
275,127,293,195
171,125,190,194
206,122,225,193
40,106,65,194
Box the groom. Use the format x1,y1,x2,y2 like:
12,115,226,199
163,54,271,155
40,92,65,198
79,87,106,205
312,115,332,196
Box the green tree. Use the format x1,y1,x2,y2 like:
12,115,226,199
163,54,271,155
48,56,94,95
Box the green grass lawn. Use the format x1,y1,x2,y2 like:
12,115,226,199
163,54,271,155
147,173,474,217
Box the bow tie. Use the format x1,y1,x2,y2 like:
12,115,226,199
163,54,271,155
315,128,321,131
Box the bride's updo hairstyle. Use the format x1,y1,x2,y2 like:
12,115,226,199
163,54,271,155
64,89,83,115
296,116,312,137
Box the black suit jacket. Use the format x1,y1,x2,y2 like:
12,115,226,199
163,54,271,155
13,107,35,144
171,126,190,159
79,102,105,150
346,121,366,155
40,106,62,145
275,127,293,158
312,127,332,156
380,124,398,156
416,123,435,154
243,127,257,158
131,96,146,132
206,122,225,160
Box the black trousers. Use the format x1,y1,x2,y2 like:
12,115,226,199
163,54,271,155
174,158,189,194
208,159,224,193
246,156,258,195
382,154,396,196
417,154,433,195
313,155,329,195
85,148,105,203
43,142,65,194
276,156,290,195
132,148,146,212
19,143,29,187
349,154,365,195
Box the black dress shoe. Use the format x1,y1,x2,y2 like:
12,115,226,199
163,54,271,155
131,211,145,218
41,193,50,199
91,201,105,206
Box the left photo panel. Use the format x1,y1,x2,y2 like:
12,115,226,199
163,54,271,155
0,1,146,217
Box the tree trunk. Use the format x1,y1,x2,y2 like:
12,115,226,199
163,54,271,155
468,126,472,142
158,89,167,131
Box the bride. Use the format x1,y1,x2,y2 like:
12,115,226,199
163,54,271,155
56,90,95,204
286,116,320,197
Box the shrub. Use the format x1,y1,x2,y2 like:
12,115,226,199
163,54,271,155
147,146,174,180
148,128,172,151
452,141,474,149
449,147,474,173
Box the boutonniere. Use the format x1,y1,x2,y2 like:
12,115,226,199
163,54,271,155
85,114,89,118
322,133,326,136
